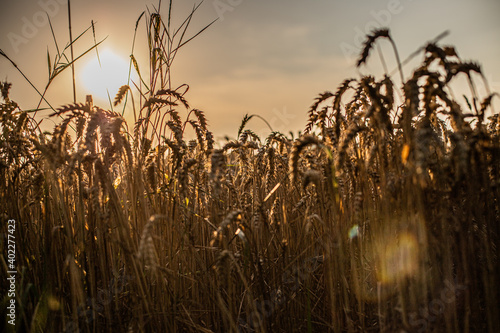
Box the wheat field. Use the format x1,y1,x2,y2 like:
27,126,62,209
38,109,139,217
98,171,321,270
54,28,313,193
1,4,499,333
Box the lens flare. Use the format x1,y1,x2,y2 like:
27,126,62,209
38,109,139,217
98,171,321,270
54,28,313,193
348,224,360,239
376,232,419,284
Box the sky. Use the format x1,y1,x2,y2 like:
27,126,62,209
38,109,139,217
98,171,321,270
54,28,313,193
1,0,499,138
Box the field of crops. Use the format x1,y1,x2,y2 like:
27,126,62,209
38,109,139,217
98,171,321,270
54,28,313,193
1,4,499,333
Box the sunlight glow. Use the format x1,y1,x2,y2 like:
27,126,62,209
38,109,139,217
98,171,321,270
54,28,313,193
376,232,419,284
80,49,131,101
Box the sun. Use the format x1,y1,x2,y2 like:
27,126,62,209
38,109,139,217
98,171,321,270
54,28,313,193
80,49,132,101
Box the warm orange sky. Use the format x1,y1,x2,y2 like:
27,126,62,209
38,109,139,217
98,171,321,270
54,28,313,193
1,0,499,138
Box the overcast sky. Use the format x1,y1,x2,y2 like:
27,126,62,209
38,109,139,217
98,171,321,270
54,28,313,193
1,0,499,137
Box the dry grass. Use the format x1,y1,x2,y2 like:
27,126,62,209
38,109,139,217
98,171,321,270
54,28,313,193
1,4,499,333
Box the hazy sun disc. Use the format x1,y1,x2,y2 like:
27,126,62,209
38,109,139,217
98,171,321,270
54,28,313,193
80,49,131,100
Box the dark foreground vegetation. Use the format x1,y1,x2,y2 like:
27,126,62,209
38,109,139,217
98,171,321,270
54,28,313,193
1,3,499,332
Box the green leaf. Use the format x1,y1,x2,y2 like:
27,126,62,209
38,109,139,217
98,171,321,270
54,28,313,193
47,49,51,77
